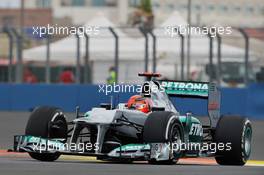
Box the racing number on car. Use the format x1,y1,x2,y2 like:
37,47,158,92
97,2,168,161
189,123,203,136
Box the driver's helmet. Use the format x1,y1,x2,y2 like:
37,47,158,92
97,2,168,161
127,95,152,113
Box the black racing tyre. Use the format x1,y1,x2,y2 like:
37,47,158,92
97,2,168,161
214,116,252,166
143,111,184,165
25,106,68,161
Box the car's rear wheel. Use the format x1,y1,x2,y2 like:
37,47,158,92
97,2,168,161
143,111,184,165
25,106,68,161
214,115,252,165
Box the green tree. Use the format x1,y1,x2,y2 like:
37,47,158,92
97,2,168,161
140,0,152,14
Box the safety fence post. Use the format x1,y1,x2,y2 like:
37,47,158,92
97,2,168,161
75,33,81,84
238,28,249,85
139,27,149,74
149,31,156,73
45,33,51,84
207,32,214,83
109,27,119,84
3,27,14,83
178,32,185,81
84,33,91,84
216,33,222,86
11,28,23,83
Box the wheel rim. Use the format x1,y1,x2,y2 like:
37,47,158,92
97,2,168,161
170,123,182,153
50,114,67,141
244,126,252,157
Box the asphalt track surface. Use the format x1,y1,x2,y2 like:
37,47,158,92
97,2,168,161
0,112,263,175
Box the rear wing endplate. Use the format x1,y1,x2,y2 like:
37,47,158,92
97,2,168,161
159,81,221,128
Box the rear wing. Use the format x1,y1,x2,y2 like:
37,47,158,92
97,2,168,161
160,81,209,98
159,81,221,128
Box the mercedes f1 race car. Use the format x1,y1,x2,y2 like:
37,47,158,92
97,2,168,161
13,73,252,165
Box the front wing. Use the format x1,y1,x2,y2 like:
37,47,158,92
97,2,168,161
13,135,172,161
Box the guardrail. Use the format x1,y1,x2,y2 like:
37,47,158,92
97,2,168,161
0,84,263,119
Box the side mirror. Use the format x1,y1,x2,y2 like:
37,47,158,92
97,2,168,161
100,103,112,110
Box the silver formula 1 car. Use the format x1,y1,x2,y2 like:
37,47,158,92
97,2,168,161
13,73,252,165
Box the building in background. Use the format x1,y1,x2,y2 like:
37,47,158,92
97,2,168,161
0,8,52,28
0,0,263,27
150,0,264,27
3,0,127,25
0,0,263,83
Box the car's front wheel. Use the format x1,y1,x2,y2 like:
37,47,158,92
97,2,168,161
25,106,68,161
143,111,184,165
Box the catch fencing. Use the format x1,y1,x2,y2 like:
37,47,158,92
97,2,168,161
0,26,263,85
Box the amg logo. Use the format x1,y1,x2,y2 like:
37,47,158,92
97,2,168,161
162,82,208,91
